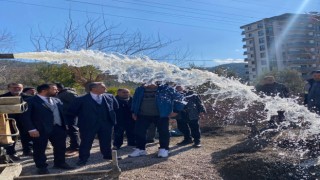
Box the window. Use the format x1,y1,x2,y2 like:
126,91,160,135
249,40,253,44
261,60,267,65
266,27,273,34
260,52,266,58
260,45,265,51
252,68,256,71
257,23,263,29
250,47,254,51
258,30,264,36
259,37,264,44
247,26,251,30
248,33,252,37
250,54,254,58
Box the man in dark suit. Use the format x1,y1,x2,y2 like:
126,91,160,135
56,83,80,156
0,83,33,160
113,88,135,150
67,82,119,166
22,84,73,174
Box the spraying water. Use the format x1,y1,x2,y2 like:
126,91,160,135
14,50,320,148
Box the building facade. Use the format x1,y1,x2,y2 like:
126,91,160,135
241,13,320,84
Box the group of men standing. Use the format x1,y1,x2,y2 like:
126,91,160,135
1,81,206,175
255,70,320,130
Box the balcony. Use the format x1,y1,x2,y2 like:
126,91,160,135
241,31,245,35
243,45,247,48
287,51,309,55
291,66,317,73
245,64,248,68
243,51,248,55
289,26,315,31
244,58,249,62
286,35,314,39
286,43,315,48
242,38,247,42
286,59,318,64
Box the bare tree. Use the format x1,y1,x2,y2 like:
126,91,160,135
0,29,14,52
29,13,192,87
30,25,60,51
30,14,175,56
0,65,7,84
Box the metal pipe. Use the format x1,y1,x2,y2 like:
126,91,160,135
0,54,14,59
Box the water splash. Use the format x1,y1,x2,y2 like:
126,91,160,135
14,50,320,140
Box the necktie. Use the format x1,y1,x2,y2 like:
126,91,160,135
47,97,53,105
97,95,102,104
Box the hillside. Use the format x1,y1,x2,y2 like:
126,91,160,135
207,63,247,80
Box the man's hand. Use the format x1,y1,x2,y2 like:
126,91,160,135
28,130,40,138
169,112,178,118
132,114,137,121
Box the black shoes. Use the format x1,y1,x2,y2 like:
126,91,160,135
22,151,33,157
112,146,120,150
53,163,75,170
66,146,79,151
146,139,155,143
9,154,21,161
103,155,112,160
76,160,87,166
37,168,50,175
193,142,202,148
176,139,193,146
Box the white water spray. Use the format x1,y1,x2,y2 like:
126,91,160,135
14,50,320,140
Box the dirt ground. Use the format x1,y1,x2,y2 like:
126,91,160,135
15,125,320,179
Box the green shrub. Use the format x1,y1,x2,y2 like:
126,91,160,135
106,86,136,96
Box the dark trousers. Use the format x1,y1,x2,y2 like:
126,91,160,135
79,121,113,161
113,121,135,148
146,123,157,141
32,125,67,168
67,117,80,150
6,119,33,155
135,115,170,150
177,113,201,143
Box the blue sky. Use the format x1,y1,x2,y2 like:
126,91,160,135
1,0,319,67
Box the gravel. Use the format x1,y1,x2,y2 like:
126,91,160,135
14,125,308,179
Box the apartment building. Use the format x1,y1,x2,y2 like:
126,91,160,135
241,13,320,84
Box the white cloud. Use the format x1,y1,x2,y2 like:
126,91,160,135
213,58,244,65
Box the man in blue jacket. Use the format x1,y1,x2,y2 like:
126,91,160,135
129,82,184,158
